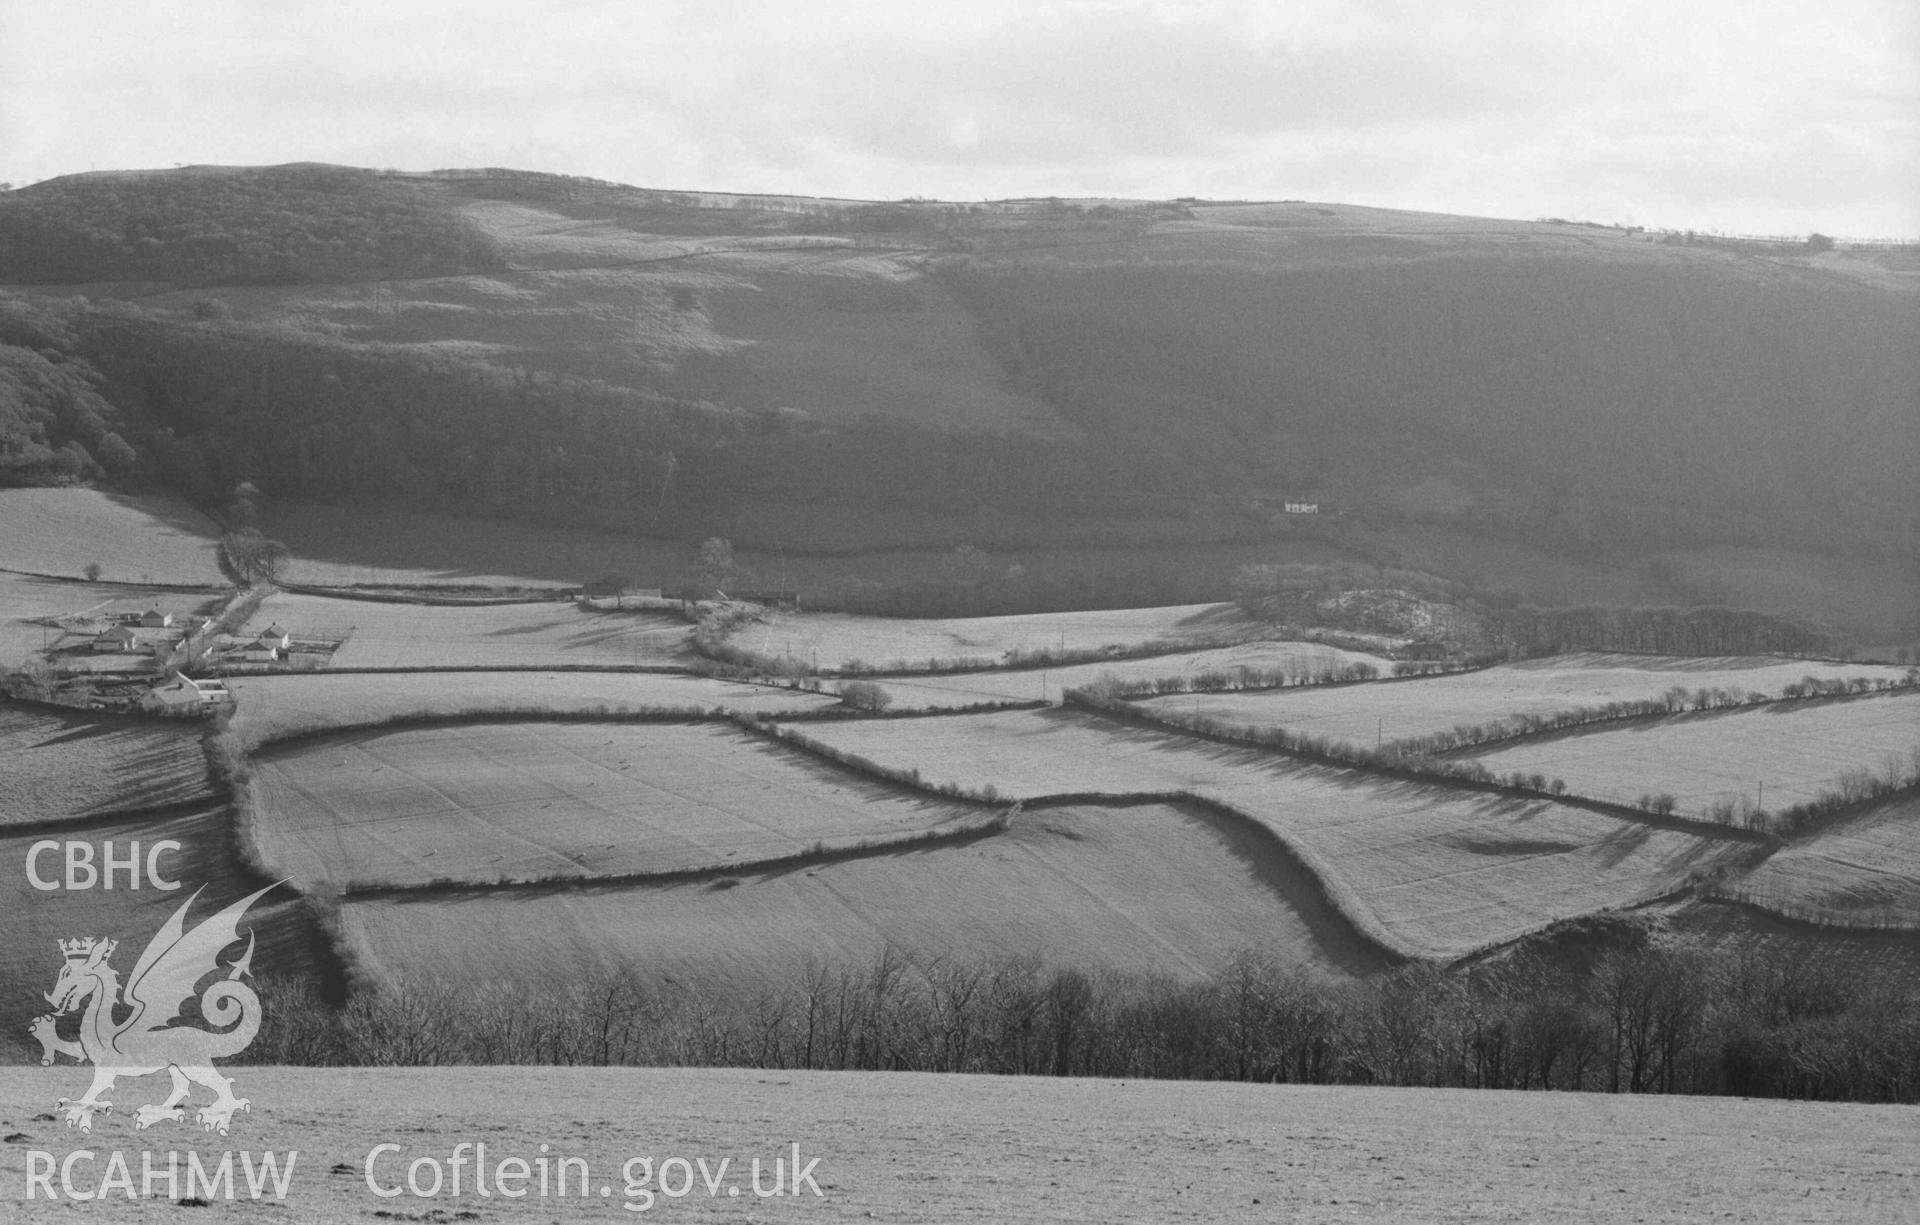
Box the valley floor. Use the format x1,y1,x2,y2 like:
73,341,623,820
3,1066,1913,1222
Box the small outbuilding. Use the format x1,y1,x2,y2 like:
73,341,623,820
138,674,232,712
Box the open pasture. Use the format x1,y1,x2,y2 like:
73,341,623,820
257,497,648,588
1722,793,1920,928
340,798,1392,993
789,709,1745,957
4,1066,1912,1224
1471,691,1920,817
244,590,693,668
727,602,1258,672
1137,652,1914,754
0,487,226,584
0,703,215,824
854,639,1391,709
221,670,833,745
253,721,978,888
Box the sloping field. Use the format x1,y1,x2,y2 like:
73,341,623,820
341,798,1392,995
253,721,985,888
727,603,1259,672
222,671,834,746
243,591,693,668
788,710,1745,957
1721,793,1920,928
0,487,226,583
5,1066,1907,1224
0,804,321,1050
0,572,219,664
257,498,637,588
0,703,215,824
1471,692,1920,817
853,639,1391,709
1137,653,1913,754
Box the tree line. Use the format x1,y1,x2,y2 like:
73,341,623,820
237,917,1920,1105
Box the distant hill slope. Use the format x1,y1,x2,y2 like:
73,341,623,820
0,165,1913,623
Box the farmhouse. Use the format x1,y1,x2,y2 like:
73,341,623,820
138,608,176,628
90,625,142,652
216,638,281,664
138,674,232,712
253,623,292,650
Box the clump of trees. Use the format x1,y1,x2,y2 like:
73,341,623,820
217,528,289,585
838,681,892,712
0,165,503,286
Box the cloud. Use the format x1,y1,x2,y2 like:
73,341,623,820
1,0,1913,234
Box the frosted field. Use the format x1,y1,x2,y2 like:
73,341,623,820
222,671,835,746
3,1067,1911,1223
1471,691,1920,816
1137,652,1915,753
787,709,1749,957
253,721,983,888
0,704,215,825
341,799,1392,991
725,603,1259,671
850,639,1391,709
243,591,693,668
0,487,226,583
1728,793,1920,928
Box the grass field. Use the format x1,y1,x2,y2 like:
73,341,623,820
0,703,215,824
1136,653,1914,754
787,709,1746,957
1471,691,1920,817
221,671,834,745
727,603,1260,672
253,721,986,888
340,798,1391,991
1722,793,1920,928
0,487,227,584
849,639,1391,709
241,591,694,668
0,804,321,1050
5,1066,1912,1223
256,498,634,588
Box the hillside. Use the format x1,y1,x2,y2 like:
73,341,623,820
1,165,1914,644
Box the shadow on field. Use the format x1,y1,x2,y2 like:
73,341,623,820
0,802,337,1062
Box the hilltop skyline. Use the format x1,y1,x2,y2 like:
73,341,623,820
4,0,1915,239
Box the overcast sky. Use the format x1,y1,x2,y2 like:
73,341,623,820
4,0,1914,236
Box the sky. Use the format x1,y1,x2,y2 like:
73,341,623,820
3,0,1915,237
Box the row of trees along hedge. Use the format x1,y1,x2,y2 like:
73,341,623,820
235,916,1920,1104
1493,604,1831,658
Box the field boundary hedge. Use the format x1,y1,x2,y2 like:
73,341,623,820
0,565,226,592
1694,892,1920,935
1410,677,1920,759
735,717,1432,961
276,581,573,606
335,812,1014,899
1064,687,1774,844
